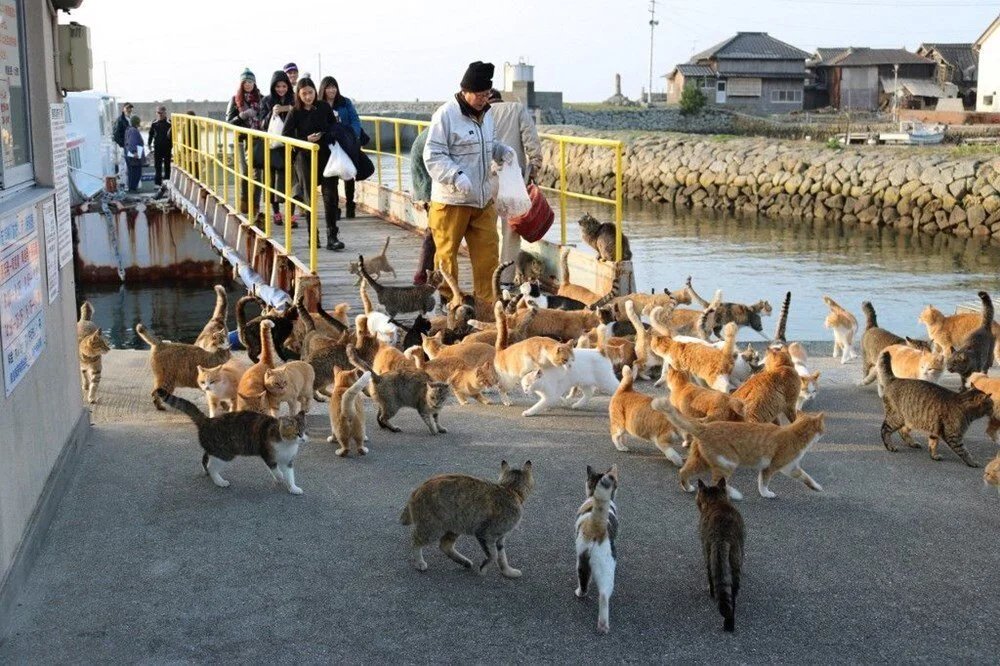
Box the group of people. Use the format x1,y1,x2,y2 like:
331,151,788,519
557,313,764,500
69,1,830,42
113,101,174,192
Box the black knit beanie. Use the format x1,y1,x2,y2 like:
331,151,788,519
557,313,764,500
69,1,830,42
460,61,494,93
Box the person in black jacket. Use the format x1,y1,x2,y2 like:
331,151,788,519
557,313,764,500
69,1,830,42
260,70,296,226
147,106,172,186
225,68,263,215
281,77,344,251
113,102,133,149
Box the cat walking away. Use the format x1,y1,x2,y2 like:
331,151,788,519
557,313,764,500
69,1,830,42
945,291,996,389
155,389,308,494
575,465,619,634
327,369,372,457
822,295,858,363
400,461,534,576
194,285,229,350
348,236,396,285
696,478,745,632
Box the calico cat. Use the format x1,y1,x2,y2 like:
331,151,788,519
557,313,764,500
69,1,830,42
731,346,801,424
685,281,771,339
608,366,684,465
557,247,600,305
136,323,231,410
878,351,992,466
492,302,575,405
919,302,1000,362
194,285,229,350
359,254,442,317
514,250,544,285
156,389,307,494
575,465,619,635
77,302,111,404
823,295,858,363
787,342,821,409
656,399,825,500
264,361,316,415
578,212,632,262
696,478,745,633
520,348,619,416
946,291,996,389
969,372,1000,443
517,281,587,311
197,358,251,417
237,319,281,413
236,295,299,362
348,236,395,285
326,368,372,457
400,460,534,576
346,344,450,434
860,301,905,385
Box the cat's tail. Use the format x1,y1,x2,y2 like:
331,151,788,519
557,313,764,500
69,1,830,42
439,265,465,309
696,308,717,341
296,304,315,333
587,281,620,312
79,301,94,322
822,295,845,314
494,301,509,351
650,398,704,437
862,301,877,330
721,322,738,358
492,260,514,302
211,285,228,324
685,276,711,308
317,302,348,333
399,503,413,525
155,389,208,427
135,322,162,348
616,365,636,394
342,371,372,415
236,296,257,349
649,305,674,337
877,350,895,385
259,319,278,367
978,291,994,328
712,541,736,632
346,343,378,378
773,291,791,344
357,255,380,292
625,300,647,363
380,235,391,256
559,247,571,288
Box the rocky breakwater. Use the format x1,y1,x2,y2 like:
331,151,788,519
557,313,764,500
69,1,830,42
535,127,1000,240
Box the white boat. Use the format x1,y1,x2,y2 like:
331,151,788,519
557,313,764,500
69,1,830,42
65,91,120,200
879,121,946,146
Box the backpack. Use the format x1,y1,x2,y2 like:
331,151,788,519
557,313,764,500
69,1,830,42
113,115,127,147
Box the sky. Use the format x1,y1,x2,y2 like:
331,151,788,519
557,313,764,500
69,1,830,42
64,0,998,103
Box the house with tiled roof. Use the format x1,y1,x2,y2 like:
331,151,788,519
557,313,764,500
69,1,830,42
809,47,938,110
665,32,810,114
975,14,1000,112
917,43,978,106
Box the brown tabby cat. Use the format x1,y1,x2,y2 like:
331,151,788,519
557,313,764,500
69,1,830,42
301,311,379,399
359,254,442,317
326,368,372,457
77,302,111,404
578,213,632,261
347,344,450,434
348,236,395,285
877,351,992,466
860,301,904,385
156,389,307,494
655,399,825,500
514,250,544,285
237,320,280,414
194,285,229,350
400,460,534,576
696,478,745,633
136,323,231,410
264,361,316,415
945,291,996,389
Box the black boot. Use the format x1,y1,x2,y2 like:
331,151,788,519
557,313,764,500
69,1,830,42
326,215,344,251
345,202,356,219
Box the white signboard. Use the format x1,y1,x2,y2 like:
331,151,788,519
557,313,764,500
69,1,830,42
0,208,45,396
0,78,13,171
49,103,72,267
42,200,59,303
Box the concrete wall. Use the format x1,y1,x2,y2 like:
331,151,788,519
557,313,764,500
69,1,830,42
723,78,805,114
1,3,89,630
977,29,1000,112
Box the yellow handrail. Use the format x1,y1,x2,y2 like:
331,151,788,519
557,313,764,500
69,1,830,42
171,113,322,273
357,115,626,262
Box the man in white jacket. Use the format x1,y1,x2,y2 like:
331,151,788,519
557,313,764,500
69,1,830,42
423,61,515,301
488,89,543,287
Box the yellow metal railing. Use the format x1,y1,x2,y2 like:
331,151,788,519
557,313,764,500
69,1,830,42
172,113,322,272
358,115,626,262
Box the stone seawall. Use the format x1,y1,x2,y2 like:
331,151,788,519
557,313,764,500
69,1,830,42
534,127,1000,240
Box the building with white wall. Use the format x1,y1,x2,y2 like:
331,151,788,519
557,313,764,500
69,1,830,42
976,14,1000,111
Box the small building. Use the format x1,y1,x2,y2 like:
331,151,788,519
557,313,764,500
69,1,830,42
665,32,810,114
810,47,937,110
976,14,1000,112
917,43,978,107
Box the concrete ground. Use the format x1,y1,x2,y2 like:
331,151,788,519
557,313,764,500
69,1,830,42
2,349,998,664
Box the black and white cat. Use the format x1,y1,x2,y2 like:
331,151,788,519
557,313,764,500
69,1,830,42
518,281,587,311
575,465,619,634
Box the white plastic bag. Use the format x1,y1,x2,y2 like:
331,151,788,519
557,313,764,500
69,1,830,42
323,142,357,179
496,161,531,218
267,113,285,149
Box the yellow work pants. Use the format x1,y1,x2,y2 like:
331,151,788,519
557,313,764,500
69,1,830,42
428,201,499,302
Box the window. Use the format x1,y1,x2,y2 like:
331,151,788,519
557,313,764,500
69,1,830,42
986,95,995,106
728,78,762,97
68,147,81,170
771,89,803,103
0,0,33,190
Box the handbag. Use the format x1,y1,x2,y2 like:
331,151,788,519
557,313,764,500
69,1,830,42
267,113,285,149
496,162,531,218
324,142,357,179
508,184,554,243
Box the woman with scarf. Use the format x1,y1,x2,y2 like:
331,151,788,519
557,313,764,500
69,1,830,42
282,77,344,251
260,70,296,226
319,76,361,220
225,68,263,215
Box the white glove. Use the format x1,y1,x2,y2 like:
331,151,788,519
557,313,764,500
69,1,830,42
501,147,516,165
454,172,473,195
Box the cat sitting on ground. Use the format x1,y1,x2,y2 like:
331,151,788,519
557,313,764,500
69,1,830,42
197,358,251,417
326,368,372,457
348,236,395,285
264,361,316,416
156,389,307,494
77,302,111,404
578,212,632,262
194,285,229,350
946,291,996,389
514,250,544,285
822,295,858,363
654,399,825,501
519,347,619,416
136,322,231,411
696,478,745,633
878,351,992,466
607,366,684,465
359,254,442,317
575,465,619,634
400,460,534,576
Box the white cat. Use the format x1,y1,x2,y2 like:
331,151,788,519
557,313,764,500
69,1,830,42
520,348,619,416
788,342,820,408
366,310,399,345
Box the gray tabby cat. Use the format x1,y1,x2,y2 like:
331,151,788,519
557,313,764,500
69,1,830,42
696,478,745,633
860,301,904,385
946,291,996,389
578,213,632,262
358,254,443,317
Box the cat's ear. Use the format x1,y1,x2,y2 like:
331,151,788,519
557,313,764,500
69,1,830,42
607,464,618,480
716,477,727,489
586,464,595,478
811,371,821,380
500,460,510,473
522,460,532,471
697,479,707,490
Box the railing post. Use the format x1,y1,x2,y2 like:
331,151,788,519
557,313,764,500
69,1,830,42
374,119,382,189
285,144,292,254
394,121,402,192
615,141,623,262
264,136,272,237
559,140,567,247
247,134,255,222
310,146,318,272
222,126,228,205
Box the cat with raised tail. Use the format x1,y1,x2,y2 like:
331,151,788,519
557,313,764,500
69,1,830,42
194,285,229,351
326,369,372,457
348,236,395,285
685,280,771,340
557,247,601,305
696,478,745,633
575,465,619,634
946,291,996,389
155,389,307,494
358,254,442,317
492,301,574,406
77,301,111,404
136,322,231,411
859,301,905,386
822,295,858,363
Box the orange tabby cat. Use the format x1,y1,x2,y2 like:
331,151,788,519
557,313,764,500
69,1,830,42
518,306,603,342
650,322,737,392
880,343,945,387
985,452,1000,494
654,399,825,501
918,305,1000,361
607,365,684,465
666,367,744,423
448,361,499,405
264,361,316,415
237,320,280,413
731,347,801,424
969,372,1000,443
822,295,857,364
421,332,495,367
372,344,416,374
492,301,574,405
557,246,601,305
197,358,251,417
327,368,372,457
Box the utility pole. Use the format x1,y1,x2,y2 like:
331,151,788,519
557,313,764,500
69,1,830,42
647,0,659,105
892,63,899,125
103,61,109,92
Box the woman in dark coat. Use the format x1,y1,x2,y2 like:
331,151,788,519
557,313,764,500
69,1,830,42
260,70,296,226
319,76,361,220
281,77,344,251
225,68,263,215
124,115,145,191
